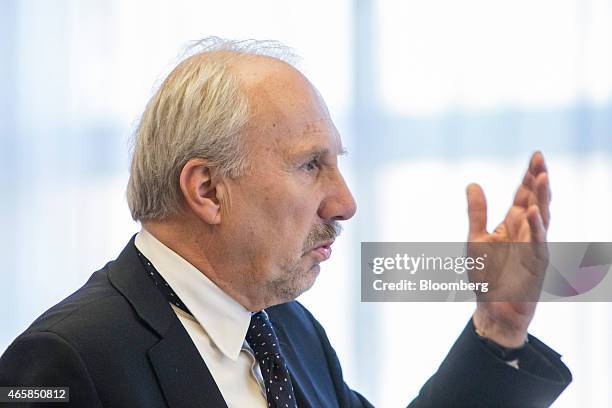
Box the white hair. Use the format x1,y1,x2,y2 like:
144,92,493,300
126,37,298,221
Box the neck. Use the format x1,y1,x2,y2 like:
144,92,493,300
142,219,272,312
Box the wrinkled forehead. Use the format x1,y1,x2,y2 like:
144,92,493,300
232,56,342,155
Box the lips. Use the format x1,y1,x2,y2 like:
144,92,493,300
310,240,334,261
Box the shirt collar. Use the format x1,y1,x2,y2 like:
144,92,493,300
135,228,252,361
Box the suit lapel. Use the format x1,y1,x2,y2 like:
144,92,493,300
108,236,227,408
147,318,228,408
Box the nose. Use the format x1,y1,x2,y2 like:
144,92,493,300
318,170,357,221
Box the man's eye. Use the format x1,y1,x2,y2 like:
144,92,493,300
302,158,321,172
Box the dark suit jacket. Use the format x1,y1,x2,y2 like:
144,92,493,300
0,238,571,407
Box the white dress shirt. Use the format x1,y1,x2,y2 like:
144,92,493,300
135,228,268,408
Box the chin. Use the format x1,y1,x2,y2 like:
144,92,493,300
298,263,321,294
279,263,321,302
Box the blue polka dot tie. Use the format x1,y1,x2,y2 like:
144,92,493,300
247,311,297,408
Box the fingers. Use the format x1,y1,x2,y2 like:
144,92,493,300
513,152,539,208
512,151,552,229
535,171,551,229
527,205,549,263
513,174,533,208
530,151,551,229
527,205,546,243
467,183,488,238
529,151,547,176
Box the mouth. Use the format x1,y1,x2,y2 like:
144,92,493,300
309,239,334,261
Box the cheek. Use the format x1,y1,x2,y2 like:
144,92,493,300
232,175,322,252
271,197,317,238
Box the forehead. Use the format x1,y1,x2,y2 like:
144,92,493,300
235,57,343,156
282,118,343,160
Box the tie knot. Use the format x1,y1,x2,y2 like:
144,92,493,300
246,311,282,361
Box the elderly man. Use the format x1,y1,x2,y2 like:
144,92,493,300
0,39,570,407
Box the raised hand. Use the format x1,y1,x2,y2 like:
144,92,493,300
467,151,551,348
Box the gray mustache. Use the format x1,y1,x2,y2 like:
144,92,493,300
302,221,343,253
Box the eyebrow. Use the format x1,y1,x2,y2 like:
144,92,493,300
287,147,344,168
302,146,348,158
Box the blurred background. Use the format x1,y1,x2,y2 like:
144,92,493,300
1,0,611,406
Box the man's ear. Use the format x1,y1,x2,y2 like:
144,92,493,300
179,158,223,225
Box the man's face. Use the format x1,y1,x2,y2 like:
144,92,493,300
218,60,356,307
